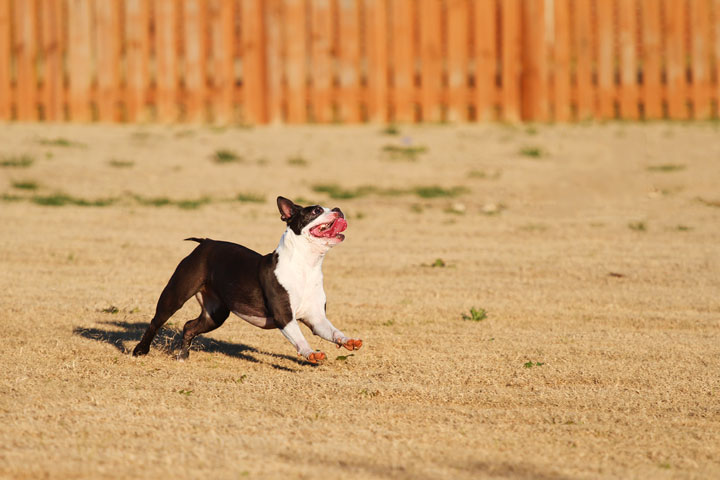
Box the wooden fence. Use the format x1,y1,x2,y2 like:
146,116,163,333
1,0,719,124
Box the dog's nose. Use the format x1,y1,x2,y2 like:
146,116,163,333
331,207,344,218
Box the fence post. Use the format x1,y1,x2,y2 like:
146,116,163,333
309,0,332,123
338,0,361,122
40,0,64,121
501,0,521,122
664,0,687,119
474,0,496,122
241,0,267,124
447,0,468,122
96,0,120,122
391,0,414,123
553,0,571,122
14,0,37,121
690,0,711,119
596,0,614,119
365,0,388,123
521,0,546,122
641,0,662,119
0,0,11,120
69,0,91,122
574,0,593,120
155,0,179,123
125,0,149,122
619,0,639,119
184,0,207,123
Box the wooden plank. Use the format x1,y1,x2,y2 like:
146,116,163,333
183,0,206,122
241,0,266,124
40,0,64,121
715,0,720,113
690,0,711,119
309,0,331,122
283,0,306,123
641,0,662,119
390,0,414,123
208,0,234,123
520,0,546,121
618,0,638,119
552,0,571,121
595,0,614,119
664,0,687,119
68,0,92,122
264,0,283,123
501,0,521,122
0,0,9,120
14,0,38,121
573,0,593,120
155,0,178,122
364,0,387,123
95,0,120,122
338,0,360,122
419,0,441,122
125,0,150,122
474,0,496,122
446,0,468,122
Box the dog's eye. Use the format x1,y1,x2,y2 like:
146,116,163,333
313,206,323,215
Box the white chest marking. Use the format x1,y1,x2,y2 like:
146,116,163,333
274,230,328,319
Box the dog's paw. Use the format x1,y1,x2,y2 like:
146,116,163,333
303,351,326,364
132,343,149,356
337,338,363,351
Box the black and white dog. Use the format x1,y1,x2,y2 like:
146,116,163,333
132,196,362,364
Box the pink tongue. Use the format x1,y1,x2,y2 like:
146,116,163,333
329,217,347,236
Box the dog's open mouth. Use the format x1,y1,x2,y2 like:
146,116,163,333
310,217,347,240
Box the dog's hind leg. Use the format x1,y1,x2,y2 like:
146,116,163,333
177,289,230,360
132,252,207,357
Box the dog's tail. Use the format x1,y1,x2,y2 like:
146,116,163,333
184,237,206,243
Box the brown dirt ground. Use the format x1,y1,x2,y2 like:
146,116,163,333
0,122,719,479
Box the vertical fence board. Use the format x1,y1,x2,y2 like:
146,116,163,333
521,0,546,121
596,0,614,119
183,0,206,122
208,0,234,123
715,0,720,109
447,0,468,122
241,0,266,124
155,0,178,122
690,0,711,119
40,0,64,121
264,0,283,123
338,0,360,122
283,0,306,123
641,0,662,119
618,0,638,119
0,0,8,120
69,0,91,121
310,0,332,122
419,0,441,122
126,0,149,122
15,0,37,120
96,0,120,122
501,0,521,121
365,0,387,123
474,0,496,121
574,0,593,120
391,0,414,122
665,0,687,119
553,0,571,121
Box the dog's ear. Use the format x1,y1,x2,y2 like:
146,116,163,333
277,196,301,222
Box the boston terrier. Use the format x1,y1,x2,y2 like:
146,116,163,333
132,196,362,364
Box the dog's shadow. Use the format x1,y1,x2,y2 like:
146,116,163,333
73,320,305,371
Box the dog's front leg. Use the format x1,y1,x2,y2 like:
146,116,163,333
300,311,363,351
280,319,326,364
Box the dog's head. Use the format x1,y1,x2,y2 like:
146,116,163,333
277,196,347,247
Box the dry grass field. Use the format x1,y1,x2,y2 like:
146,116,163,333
1,122,719,479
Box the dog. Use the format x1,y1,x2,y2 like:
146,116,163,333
132,196,362,364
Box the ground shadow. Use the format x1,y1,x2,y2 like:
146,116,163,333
73,320,305,371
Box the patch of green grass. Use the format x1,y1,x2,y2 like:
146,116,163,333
178,389,193,396
134,196,172,207
32,193,116,207
523,361,545,368
525,126,538,135
646,164,685,172
12,180,38,190
292,197,317,206
235,192,266,203
132,195,210,209
213,149,243,164
628,221,647,232
312,184,376,200
696,197,720,208
0,193,23,202
235,375,248,384
381,124,400,135
101,306,119,314
336,354,354,361
176,197,212,210
0,155,34,168
468,169,502,180
108,159,134,168
382,144,428,161
287,155,308,167
382,319,395,327
462,307,487,322
519,146,544,158
675,225,692,232
430,258,446,267
38,137,84,148
413,185,468,198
